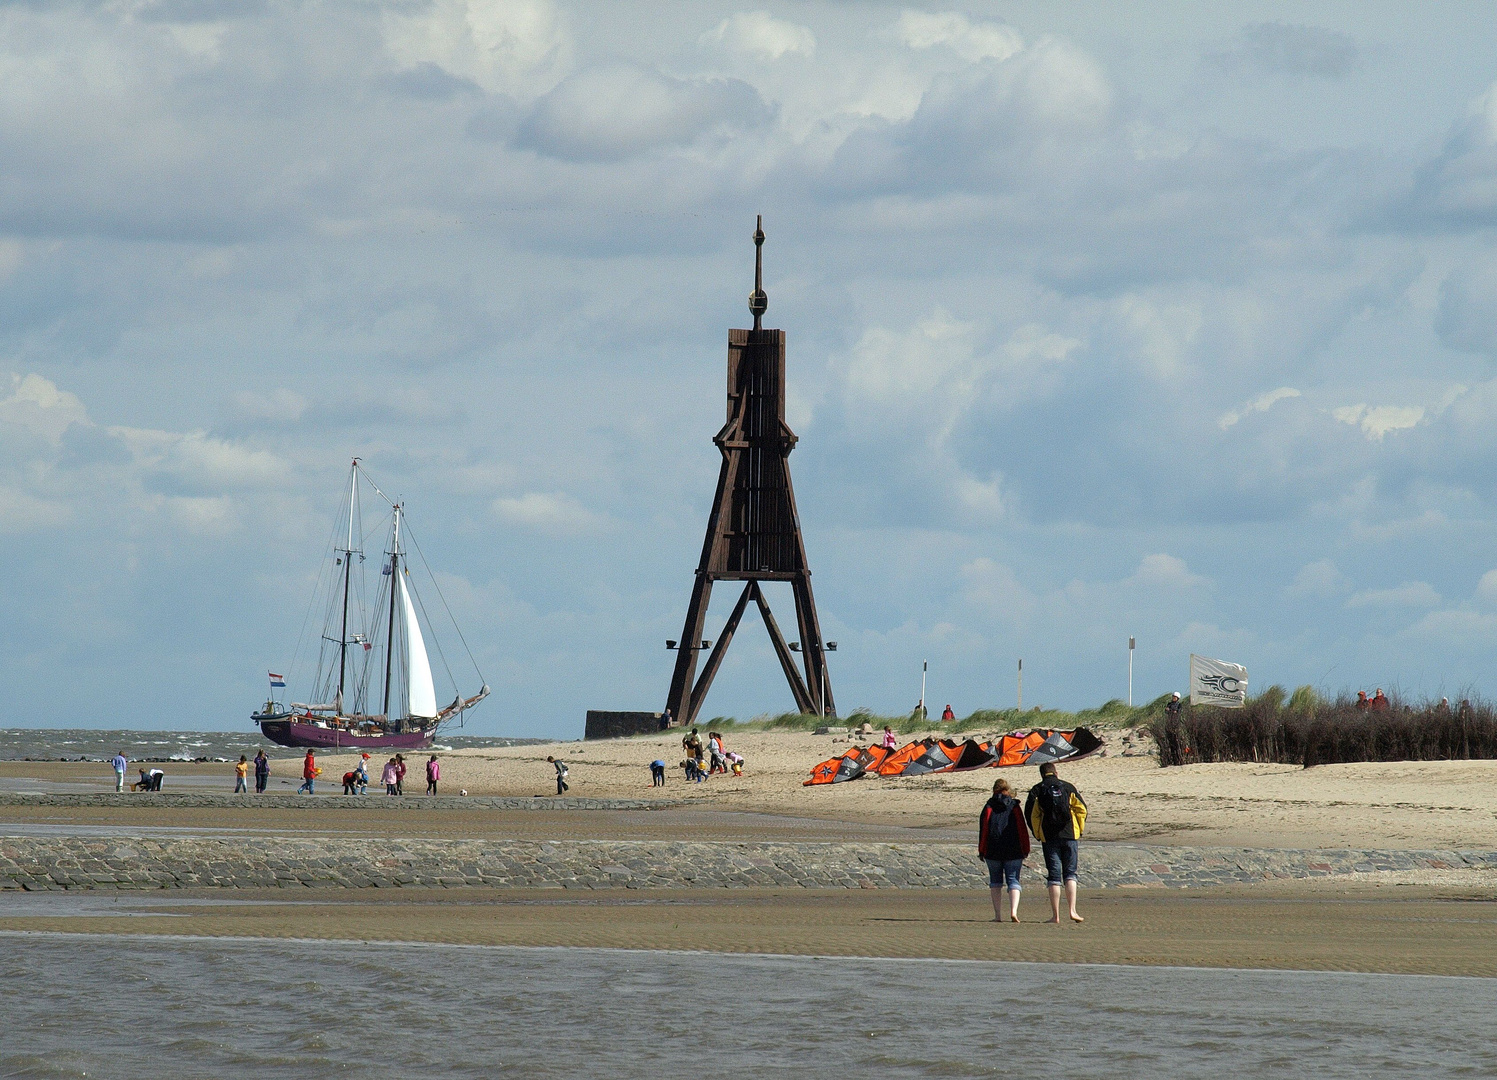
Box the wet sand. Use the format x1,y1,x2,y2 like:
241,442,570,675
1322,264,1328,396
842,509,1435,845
3,883,1495,977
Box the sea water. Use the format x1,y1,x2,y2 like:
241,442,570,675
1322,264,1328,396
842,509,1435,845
0,729,541,763
1,934,1492,1078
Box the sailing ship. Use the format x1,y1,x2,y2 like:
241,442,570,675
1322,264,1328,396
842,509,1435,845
253,459,489,749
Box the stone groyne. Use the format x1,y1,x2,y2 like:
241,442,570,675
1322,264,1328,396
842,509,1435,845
1,836,1492,893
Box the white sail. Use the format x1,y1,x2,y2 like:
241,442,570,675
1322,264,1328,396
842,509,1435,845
398,571,438,718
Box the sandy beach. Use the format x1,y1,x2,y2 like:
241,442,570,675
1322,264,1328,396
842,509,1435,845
6,730,1497,978
15,726,1497,850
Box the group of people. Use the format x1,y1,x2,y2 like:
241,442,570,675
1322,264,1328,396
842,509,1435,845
212,748,444,796
231,750,273,793
978,762,1087,924
676,727,744,783
110,751,167,793
1354,688,1391,711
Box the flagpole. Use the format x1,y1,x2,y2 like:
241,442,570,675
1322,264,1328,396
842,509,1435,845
919,660,927,720
1128,637,1134,707
1017,658,1022,711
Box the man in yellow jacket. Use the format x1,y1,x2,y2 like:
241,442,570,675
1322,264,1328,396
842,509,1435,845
1025,761,1087,924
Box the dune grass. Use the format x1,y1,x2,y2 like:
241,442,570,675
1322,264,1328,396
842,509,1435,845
1149,686,1497,767
697,697,1152,738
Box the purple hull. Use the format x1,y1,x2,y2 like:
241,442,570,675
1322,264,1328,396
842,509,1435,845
255,719,436,751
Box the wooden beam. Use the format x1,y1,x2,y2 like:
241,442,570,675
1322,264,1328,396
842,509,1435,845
688,581,754,721
753,581,814,714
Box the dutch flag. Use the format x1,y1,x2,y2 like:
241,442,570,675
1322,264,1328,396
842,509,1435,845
268,672,286,687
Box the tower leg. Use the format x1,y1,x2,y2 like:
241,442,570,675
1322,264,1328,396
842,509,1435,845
793,572,834,718
666,574,713,725
752,582,815,716
689,582,754,714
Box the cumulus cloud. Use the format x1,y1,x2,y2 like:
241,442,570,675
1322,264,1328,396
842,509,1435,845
893,10,1023,63
0,374,90,443
833,35,1112,194
700,11,815,60
1346,581,1442,609
493,491,604,534
841,309,987,438
382,0,571,97
0,485,70,533
1331,403,1425,441
1287,559,1351,599
1208,23,1358,78
110,426,291,494
514,62,773,161
1218,387,1299,430
1408,80,1497,226
1436,258,1497,355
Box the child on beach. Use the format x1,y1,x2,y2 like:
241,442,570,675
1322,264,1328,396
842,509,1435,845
234,755,249,794
426,754,440,795
355,753,369,794
547,756,570,795
382,758,399,795
253,749,270,794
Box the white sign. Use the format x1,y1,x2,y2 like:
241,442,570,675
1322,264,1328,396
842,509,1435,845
1190,654,1248,708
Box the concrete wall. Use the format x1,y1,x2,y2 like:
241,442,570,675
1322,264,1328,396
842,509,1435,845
585,710,665,740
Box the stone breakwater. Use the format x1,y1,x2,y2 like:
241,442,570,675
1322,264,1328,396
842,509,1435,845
1,836,1493,892
0,793,664,812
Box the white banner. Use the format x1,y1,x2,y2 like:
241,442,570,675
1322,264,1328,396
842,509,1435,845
1189,654,1248,708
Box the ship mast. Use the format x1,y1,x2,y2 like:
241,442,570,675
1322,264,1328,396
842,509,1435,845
382,503,401,721
336,458,358,712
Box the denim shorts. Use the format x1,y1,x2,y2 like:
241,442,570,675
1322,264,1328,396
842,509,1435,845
985,858,1023,890
1042,839,1079,886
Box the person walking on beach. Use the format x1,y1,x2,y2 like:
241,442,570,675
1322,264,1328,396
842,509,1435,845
297,749,317,795
425,754,440,796
381,758,399,795
394,754,407,795
650,759,667,786
354,753,370,794
234,755,250,794
979,778,1030,923
548,755,569,795
111,751,128,793
1025,762,1087,924
253,749,270,794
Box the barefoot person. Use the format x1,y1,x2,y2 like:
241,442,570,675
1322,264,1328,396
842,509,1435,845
1025,762,1087,924
978,778,1029,922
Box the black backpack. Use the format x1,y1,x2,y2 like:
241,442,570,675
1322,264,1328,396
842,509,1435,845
985,795,1018,850
1035,779,1072,839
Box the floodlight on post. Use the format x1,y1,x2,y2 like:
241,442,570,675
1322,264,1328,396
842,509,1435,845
821,642,837,717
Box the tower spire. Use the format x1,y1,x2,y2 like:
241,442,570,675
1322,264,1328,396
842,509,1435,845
749,214,767,331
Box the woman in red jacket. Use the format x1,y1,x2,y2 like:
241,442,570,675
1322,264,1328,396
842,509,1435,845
978,778,1030,922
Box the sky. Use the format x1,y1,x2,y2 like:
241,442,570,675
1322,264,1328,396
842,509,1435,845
6,2,1497,737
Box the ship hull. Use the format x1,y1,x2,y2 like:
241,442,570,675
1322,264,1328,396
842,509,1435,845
254,718,436,750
